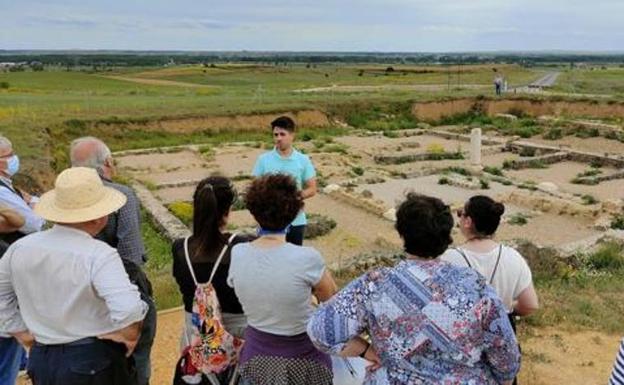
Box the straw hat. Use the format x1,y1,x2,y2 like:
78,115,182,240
35,167,127,223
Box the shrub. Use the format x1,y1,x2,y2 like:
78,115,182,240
305,214,337,239
575,128,600,138
0,81,9,89
587,242,624,270
351,166,364,176
526,159,548,169
519,147,537,157
543,128,564,140
581,194,599,205
509,213,529,226
479,179,490,189
301,132,315,141
483,166,503,176
438,177,450,185
610,213,624,230
445,167,471,176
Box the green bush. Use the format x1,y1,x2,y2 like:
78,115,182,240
351,166,364,176
0,81,9,89
483,166,503,176
581,194,599,205
438,177,450,185
575,128,600,138
587,242,624,270
610,213,624,230
526,159,548,169
305,214,337,239
445,166,471,176
479,179,490,189
509,213,529,226
543,128,564,140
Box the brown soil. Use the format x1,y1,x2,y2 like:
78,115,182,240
507,161,624,202
144,313,621,385
103,110,331,134
412,98,624,122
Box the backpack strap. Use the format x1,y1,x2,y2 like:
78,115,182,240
453,247,472,268
488,244,503,285
207,233,238,285
183,236,198,286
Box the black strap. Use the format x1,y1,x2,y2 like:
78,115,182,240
455,245,503,285
0,179,23,200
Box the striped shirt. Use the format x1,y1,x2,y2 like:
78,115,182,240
610,339,624,385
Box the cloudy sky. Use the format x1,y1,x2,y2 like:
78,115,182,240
1,0,623,52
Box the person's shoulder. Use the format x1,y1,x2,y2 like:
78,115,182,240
104,180,137,200
440,247,465,265
293,149,312,162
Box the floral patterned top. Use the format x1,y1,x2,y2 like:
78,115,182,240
308,259,520,385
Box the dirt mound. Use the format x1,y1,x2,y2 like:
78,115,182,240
412,98,624,122
101,110,331,134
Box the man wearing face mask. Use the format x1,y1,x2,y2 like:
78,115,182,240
0,135,45,244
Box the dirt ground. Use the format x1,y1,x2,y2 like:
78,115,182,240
148,311,621,385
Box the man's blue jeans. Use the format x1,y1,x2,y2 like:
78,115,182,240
0,336,24,385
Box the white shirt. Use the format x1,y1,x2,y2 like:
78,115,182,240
441,244,533,312
0,176,45,234
0,225,147,344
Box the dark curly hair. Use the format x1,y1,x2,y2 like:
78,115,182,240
464,195,505,237
395,193,454,259
245,174,303,231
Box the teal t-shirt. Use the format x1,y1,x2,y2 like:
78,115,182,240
252,148,316,226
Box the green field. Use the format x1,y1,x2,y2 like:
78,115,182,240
552,67,624,96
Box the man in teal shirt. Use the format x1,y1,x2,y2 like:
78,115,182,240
252,116,317,245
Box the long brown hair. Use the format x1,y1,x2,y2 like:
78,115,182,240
190,176,236,261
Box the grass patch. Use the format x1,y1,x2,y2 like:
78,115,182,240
351,166,365,176
438,176,450,185
509,213,529,225
610,213,624,230
479,178,490,189
483,166,504,176
581,194,599,205
543,128,564,140
142,211,181,310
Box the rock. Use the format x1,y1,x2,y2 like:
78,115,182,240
323,184,342,194
495,113,518,121
361,189,373,199
593,215,613,231
383,208,396,222
602,199,623,214
537,182,559,193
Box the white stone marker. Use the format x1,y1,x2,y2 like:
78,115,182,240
470,128,482,166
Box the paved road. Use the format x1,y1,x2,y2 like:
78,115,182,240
530,72,560,88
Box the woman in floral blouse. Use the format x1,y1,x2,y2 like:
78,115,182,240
308,193,520,385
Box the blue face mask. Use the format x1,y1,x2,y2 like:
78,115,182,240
6,155,19,176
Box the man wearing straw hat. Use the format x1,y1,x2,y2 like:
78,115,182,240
0,167,148,385
70,136,156,385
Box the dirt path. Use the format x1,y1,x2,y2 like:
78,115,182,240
103,75,215,88
295,84,489,93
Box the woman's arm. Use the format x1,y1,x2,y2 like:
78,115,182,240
513,284,539,316
312,269,337,302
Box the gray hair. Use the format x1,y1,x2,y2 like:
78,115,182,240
0,136,13,151
70,136,112,174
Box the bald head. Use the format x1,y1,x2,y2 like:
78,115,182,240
70,137,114,179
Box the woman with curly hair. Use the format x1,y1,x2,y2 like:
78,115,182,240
227,174,337,385
308,193,520,384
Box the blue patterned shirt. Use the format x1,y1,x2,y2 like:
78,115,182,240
308,259,520,385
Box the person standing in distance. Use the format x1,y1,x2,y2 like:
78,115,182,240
252,116,317,245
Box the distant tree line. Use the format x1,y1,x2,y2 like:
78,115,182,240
1,51,624,67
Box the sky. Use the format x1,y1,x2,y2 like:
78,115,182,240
1,0,623,52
